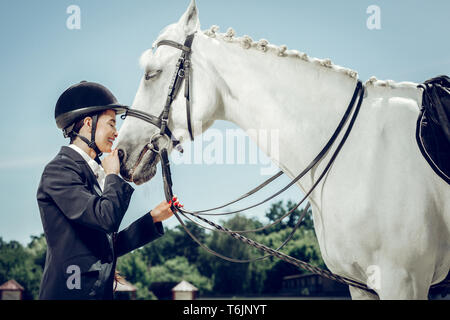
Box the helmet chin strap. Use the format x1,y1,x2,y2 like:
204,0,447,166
71,114,103,164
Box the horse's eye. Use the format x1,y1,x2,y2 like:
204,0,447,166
145,70,162,80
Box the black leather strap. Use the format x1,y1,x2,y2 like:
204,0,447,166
121,108,182,151
69,114,102,164
160,148,174,205
89,114,102,164
160,34,196,140
184,58,194,141
156,40,192,53
121,34,196,151
184,34,195,141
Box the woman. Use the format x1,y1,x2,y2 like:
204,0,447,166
36,81,181,299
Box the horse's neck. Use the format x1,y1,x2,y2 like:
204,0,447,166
197,35,359,186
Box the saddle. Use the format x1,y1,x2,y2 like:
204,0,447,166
416,75,450,184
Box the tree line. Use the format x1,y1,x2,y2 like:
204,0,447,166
0,200,326,299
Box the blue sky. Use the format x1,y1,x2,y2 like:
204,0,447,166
0,0,449,245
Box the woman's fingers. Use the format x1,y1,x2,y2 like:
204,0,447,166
168,197,183,208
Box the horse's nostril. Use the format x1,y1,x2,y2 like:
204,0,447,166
117,149,125,163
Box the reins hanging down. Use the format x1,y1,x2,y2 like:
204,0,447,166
177,202,310,264
162,81,376,293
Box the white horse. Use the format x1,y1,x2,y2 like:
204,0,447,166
117,1,450,299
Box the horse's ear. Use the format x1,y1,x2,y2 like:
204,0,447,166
178,0,200,34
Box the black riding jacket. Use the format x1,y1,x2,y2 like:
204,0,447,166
36,146,164,300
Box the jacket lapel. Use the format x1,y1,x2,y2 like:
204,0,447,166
60,146,103,196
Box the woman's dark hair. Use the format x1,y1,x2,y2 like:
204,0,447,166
69,117,86,144
114,270,125,292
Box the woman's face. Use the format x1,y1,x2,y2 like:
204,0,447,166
95,109,118,153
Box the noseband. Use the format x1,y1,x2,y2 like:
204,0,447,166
120,33,196,154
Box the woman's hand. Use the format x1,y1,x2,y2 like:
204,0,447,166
102,149,120,175
151,196,183,223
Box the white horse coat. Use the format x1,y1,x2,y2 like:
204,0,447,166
117,1,450,299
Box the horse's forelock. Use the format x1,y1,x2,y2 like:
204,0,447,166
139,49,153,70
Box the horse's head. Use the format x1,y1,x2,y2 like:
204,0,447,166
117,0,222,185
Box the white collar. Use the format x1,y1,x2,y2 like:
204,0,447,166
69,144,106,191
69,144,95,165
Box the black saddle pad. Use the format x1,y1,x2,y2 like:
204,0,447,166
416,75,450,184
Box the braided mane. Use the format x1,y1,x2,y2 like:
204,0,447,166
203,25,419,89
203,25,358,79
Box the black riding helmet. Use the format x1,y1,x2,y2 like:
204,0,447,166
55,81,129,163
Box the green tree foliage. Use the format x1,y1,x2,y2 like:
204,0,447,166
141,221,206,266
256,200,325,293
116,250,155,300
258,228,325,293
0,235,45,299
116,250,150,286
264,200,314,233
141,228,178,266
205,214,266,295
148,256,212,294
133,281,157,300
172,222,207,265
26,234,47,270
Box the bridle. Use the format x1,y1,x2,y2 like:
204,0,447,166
121,33,196,157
